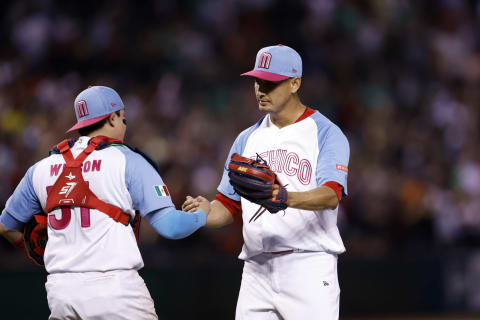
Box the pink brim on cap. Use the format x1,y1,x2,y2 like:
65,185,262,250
66,114,111,133
240,70,289,82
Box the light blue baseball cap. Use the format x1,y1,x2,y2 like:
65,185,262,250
241,44,302,82
67,86,125,133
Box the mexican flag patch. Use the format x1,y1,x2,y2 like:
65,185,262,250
154,185,170,197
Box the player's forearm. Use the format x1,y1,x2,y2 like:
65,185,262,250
286,186,339,211
0,222,23,246
205,200,234,228
149,209,206,240
0,212,25,246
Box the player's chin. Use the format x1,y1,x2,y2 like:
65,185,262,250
258,103,272,112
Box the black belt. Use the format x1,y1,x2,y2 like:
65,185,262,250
265,249,295,255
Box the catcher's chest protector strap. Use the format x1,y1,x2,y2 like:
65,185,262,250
45,135,131,226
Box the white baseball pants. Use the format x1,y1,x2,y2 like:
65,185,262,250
45,269,158,320
236,251,340,320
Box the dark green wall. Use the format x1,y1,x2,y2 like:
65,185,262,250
0,254,471,319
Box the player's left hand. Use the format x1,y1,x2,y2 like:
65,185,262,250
272,184,280,199
228,153,288,215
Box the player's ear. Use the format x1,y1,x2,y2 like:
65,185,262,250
107,113,116,127
290,78,301,94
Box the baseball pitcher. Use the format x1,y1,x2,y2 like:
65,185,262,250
183,45,350,319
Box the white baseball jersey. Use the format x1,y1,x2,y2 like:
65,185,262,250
1,136,175,274
218,108,350,260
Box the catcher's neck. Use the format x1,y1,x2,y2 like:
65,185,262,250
269,95,306,129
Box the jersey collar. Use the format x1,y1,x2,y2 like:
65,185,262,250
295,107,315,123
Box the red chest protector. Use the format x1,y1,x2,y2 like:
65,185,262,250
45,135,131,226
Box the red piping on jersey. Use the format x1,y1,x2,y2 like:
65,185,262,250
322,181,343,201
215,192,242,218
46,136,131,226
295,107,315,123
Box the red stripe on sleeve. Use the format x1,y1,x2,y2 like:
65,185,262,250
322,181,343,201
214,192,242,218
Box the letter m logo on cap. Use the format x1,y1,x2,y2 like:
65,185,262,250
77,100,89,118
258,52,272,69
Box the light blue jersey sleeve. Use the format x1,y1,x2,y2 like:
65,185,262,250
146,209,206,240
120,147,176,216
0,164,42,231
312,114,350,198
217,118,264,201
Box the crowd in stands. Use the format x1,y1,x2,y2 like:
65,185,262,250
1,0,479,267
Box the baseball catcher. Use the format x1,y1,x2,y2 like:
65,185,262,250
228,153,288,222
0,86,211,319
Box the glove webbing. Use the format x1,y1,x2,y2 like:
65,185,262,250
249,206,267,223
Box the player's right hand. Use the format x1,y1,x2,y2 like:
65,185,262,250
182,195,200,213
195,196,211,217
182,195,211,217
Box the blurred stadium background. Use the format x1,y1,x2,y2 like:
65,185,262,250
0,0,479,319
